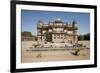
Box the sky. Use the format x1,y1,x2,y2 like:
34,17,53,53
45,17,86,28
21,10,90,35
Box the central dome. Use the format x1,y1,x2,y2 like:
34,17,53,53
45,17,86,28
54,18,62,23
53,18,63,27
56,18,61,21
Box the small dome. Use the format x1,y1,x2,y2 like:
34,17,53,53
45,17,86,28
37,20,44,28
38,20,44,25
75,24,78,27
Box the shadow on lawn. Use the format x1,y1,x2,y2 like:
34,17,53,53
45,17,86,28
70,52,80,56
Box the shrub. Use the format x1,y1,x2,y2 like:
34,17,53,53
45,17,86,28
74,47,80,56
32,44,38,48
36,52,42,58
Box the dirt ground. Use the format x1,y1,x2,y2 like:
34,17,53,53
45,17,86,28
21,41,90,63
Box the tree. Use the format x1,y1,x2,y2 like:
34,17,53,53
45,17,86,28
84,33,90,40
21,31,32,37
78,35,84,41
78,33,90,41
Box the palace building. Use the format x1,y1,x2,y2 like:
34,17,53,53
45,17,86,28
37,18,78,47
